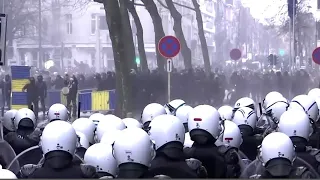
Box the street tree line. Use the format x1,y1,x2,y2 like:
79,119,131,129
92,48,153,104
267,0,317,61
4,0,263,116
94,0,263,117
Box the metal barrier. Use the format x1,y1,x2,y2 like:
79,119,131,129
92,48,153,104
46,89,116,112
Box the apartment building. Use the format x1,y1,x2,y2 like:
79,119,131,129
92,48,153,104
11,0,217,71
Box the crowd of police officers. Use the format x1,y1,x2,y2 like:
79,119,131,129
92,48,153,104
0,68,315,115
0,66,319,178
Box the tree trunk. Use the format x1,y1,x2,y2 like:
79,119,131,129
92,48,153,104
119,0,137,71
191,0,211,74
164,0,192,70
102,0,132,118
140,0,165,72
215,1,224,65
126,0,149,72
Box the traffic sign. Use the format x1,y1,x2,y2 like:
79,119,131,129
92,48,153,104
312,47,320,65
167,59,172,72
158,36,181,59
230,48,242,60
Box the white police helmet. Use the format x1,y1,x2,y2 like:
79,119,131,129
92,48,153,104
221,120,243,149
234,97,255,111
259,132,295,169
308,88,320,99
100,129,123,145
148,114,185,150
289,95,319,122
141,103,166,125
89,113,105,127
263,91,284,108
0,169,17,179
218,105,233,120
84,143,117,177
175,105,193,124
188,105,221,139
105,114,118,119
76,131,90,149
278,109,311,141
122,118,142,129
95,116,126,142
3,110,17,131
164,99,186,115
14,108,36,130
307,89,320,118
265,98,289,124
40,120,77,156
72,118,96,144
47,103,69,122
232,107,257,129
113,128,154,167
184,132,193,148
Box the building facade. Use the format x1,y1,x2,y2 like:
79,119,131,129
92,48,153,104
10,0,217,71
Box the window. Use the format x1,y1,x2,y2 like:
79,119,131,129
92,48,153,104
226,0,233,5
91,14,97,34
99,16,108,30
91,52,95,66
205,21,214,30
205,1,214,13
65,14,72,34
32,51,38,61
42,18,48,36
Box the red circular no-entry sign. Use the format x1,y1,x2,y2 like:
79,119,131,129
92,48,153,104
230,48,242,60
312,47,320,65
158,36,181,59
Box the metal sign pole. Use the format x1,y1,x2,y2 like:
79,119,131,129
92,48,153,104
157,36,180,103
167,59,172,103
168,71,171,103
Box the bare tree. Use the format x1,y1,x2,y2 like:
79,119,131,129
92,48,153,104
191,0,210,73
140,0,165,72
268,0,315,59
119,0,137,71
100,0,133,118
126,0,149,72
163,0,192,69
158,0,210,73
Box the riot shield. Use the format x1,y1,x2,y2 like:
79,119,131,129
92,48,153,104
240,157,320,178
0,140,20,174
7,145,43,172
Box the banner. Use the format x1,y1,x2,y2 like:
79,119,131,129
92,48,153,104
11,66,31,109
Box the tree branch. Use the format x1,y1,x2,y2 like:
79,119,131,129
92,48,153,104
156,0,168,9
157,0,195,11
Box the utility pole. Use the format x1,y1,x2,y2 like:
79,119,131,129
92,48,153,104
38,0,42,68
2,0,4,13
292,1,295,71
289,14,292,71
